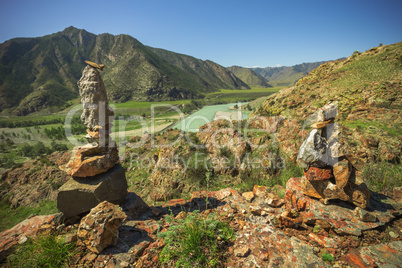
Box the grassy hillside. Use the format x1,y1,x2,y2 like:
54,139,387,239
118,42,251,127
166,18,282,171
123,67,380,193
253,42,402,193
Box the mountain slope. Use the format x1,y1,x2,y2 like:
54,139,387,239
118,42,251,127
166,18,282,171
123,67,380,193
0,26,249,115
227,66,271,88
253,42,402,177
251,61,328,87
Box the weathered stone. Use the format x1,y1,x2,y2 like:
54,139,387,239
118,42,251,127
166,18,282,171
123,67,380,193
296,129,328,169
317,102,337,122
62,143,119,177
308,233,341,248
234,246,251,257
78,65,114,133
249,205,262,216
242,192,255,202
0,215,55,261
267,197,285,208
340,241,402,268
78,201,127,254
57,164,128,220
253,185,269,197
286,178,312,211
301,176,330,199
310,120,332,129
304,166,333,181
355,207,377,222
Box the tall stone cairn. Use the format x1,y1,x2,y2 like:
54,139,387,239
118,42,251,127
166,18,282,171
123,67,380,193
58,63,127,221
61,65,119,177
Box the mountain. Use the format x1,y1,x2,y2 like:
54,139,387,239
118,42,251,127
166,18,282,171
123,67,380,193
251,61,328,87
226,66,271,88
0,26,249,115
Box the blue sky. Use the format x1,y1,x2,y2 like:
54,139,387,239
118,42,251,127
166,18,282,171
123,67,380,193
0,0,401,67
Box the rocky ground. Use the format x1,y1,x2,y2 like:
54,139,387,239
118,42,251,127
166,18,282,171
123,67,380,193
1,179,401,267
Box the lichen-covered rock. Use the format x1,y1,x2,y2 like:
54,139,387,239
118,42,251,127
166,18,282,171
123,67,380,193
61,142,119,177
57,164,128,219
340,241,402,267
78,201,127,254
0,215,56,261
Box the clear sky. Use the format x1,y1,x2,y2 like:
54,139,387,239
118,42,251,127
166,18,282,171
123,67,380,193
0,0,401,67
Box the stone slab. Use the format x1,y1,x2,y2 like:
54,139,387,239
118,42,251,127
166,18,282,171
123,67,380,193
57,164,128,219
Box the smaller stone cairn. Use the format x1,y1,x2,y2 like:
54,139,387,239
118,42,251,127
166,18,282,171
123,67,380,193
296,102,370,209
57,62,127,221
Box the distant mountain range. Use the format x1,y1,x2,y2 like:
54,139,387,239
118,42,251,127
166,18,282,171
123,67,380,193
250,61,329,87
0,26,327,115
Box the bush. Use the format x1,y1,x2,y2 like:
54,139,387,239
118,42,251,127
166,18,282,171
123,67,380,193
7,234,76,267
158,210,234,267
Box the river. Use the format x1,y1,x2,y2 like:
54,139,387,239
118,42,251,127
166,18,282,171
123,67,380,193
172,102,251,132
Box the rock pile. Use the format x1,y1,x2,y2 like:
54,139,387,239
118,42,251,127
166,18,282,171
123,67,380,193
296,102,370,208
62,65,118,177
57,63,127,221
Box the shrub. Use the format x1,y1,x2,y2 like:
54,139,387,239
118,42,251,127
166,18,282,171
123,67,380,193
7,233,76,267
158,210,234,267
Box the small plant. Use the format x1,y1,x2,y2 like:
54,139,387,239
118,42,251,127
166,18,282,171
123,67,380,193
7,233,76,267
321,252,334,263
158,210,234,267
313,224,321,233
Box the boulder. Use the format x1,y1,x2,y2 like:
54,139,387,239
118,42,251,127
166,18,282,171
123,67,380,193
78,201,127,254
57,164,128,220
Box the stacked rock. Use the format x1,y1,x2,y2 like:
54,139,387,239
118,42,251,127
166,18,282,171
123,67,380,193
57,62,127,221
296,102,370,208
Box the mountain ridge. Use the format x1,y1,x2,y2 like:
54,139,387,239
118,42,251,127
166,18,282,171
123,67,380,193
251,61,329,87
0,26,250,115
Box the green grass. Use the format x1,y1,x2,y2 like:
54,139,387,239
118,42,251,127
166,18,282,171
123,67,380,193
158,210,234,267
0,200,58,232
321,252,334,263
7,233,76,267
343,120,401,138
362,161,402,194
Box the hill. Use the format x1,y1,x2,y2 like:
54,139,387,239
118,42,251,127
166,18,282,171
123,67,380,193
0,26,249,115
251,61,328,87
227,66,271,88
253,42,402,191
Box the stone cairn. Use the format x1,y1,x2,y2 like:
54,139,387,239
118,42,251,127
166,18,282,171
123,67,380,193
296,102,370,209
57,62,128,221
